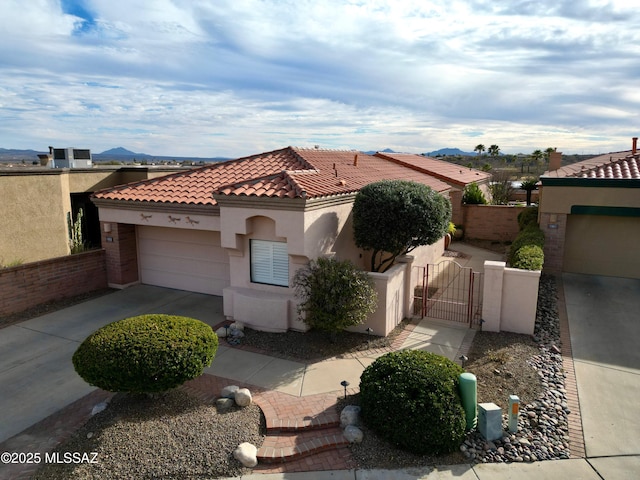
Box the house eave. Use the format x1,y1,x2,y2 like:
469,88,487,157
91,198,221,216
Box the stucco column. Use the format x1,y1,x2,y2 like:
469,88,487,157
482,260,505,332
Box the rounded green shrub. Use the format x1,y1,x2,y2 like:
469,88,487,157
508,225,545,265
511,244,544,270
517,206,539,230
72,314,218,393
359,350,466,455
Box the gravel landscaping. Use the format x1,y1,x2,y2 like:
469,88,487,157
30,274,569,478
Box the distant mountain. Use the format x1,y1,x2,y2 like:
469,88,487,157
363,148,397,155
427,148,476,157
99,147,150,157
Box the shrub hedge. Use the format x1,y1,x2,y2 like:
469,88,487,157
509,207,545,270
72,314,218,393
359,350,466,455
511,244,544,270
517,206,539,230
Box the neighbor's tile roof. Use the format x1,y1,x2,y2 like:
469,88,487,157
93,147,451,206
374,152,492,187
542,150,640,179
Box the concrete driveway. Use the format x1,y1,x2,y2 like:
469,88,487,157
563,273,640,476
0,285,224,443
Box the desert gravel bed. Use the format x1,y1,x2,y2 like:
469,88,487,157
33,390,265,480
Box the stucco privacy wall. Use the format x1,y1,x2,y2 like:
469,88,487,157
0,171,71,263
462,204,527,242
482,260,540,335
0,249,107,316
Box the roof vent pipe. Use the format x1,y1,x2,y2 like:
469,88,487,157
353,154,359,166
633,137,637,155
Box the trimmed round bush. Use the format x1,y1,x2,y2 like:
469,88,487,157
359,350,466,455
511,244,544,270
508,225,545,265
73,314,218,393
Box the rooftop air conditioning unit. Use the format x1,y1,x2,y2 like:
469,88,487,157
51,148,92,168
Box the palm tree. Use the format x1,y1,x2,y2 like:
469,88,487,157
531,150,544,173
488,144,500,159
520,178,538,206
474,144,486,157
544,147,556,164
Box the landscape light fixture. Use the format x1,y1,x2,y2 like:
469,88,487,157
459,355,468,368
340,380,350,399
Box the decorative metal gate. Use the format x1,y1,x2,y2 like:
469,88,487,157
413,261,483,326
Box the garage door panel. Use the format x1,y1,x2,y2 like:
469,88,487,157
137,226,229,295
564,215,640,279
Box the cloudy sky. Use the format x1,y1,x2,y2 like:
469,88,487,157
1,0,639,157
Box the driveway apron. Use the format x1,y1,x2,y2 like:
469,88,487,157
0,286,224,443
562,273,640,459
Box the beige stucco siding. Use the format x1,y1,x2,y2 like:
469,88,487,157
539,185,639,214
0,172,71,263
563,215,640,278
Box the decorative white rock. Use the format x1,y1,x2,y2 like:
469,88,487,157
221,385,240,399
234,388,252,407
230,322,245,331
340,405,361,428
344,425,364,443
91,402,108,416
233,442,258,467
215,327,228,338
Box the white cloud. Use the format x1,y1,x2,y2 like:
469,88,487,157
0,0,639,156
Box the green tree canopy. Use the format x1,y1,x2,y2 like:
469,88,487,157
353,180,452,272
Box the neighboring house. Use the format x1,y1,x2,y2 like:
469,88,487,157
92,147,453,333
374,153,492,225
538,138,640,279
0,161,191,265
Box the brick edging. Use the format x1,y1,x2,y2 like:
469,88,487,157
556,275,586,459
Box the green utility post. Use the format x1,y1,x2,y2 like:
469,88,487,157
459,372,477,431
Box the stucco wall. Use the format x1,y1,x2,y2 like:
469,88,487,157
539,185,639,214
0,249,107,317
0,171,71,263
462,204,527,242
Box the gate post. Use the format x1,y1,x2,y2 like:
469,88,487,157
482,261,505,332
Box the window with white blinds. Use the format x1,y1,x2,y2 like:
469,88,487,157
250,240,289,287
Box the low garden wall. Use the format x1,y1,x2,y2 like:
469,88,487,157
462,204,527,242
0,249,108,317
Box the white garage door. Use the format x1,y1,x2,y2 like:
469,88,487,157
564,215,640,279
137,226,230,295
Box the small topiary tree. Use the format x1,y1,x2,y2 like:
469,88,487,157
462,182,487,205
359,350,466,455
353,180,451,272
72,314,218,393
293,257,377,336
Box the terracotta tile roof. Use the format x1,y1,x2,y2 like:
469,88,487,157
93,147,451,206
374,152,492,187
542,150,640,179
